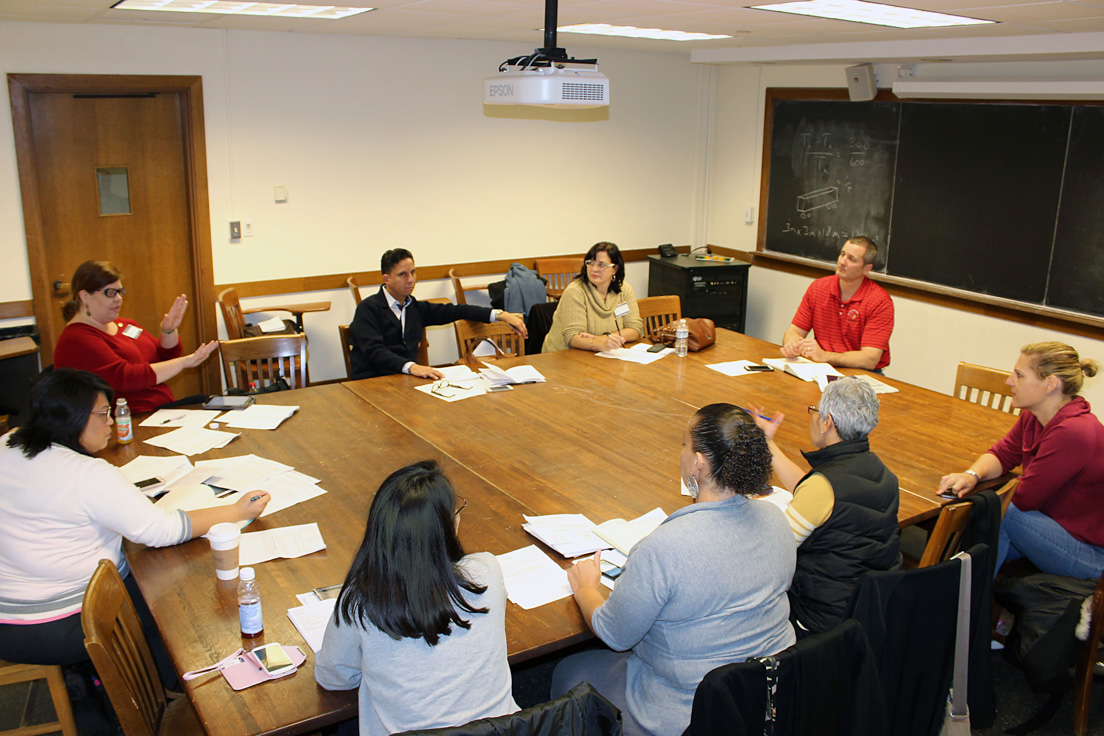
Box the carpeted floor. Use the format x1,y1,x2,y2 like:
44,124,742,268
2,648,1099,735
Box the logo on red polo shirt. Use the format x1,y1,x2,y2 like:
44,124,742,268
847,309,860,321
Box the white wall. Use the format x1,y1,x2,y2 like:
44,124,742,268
0,21,705,379
707,62,1104,411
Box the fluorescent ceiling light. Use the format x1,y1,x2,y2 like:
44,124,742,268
892,77,1104,99
750,0,993,29
558,23,732,41
111,1,373,19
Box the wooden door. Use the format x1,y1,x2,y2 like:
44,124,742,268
9,74,217,396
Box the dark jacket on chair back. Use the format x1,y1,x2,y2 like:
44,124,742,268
789,438,901,635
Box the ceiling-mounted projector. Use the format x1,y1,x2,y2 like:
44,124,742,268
484,64,609,108
483,0,609,108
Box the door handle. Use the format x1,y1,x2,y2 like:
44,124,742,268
53,280,70,297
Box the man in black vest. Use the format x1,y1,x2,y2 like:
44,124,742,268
752,377,901,636
349,249,527,380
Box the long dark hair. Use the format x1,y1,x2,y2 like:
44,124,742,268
575,241,626,294
336,460,488,645
689,403,772,496
62,260,122,321
7,369,114,459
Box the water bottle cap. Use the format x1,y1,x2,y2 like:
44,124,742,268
116,398,128,406
240,567,255,581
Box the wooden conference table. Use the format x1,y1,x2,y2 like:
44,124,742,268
110,329,1015,736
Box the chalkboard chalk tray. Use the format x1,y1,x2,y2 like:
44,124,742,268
759,88,1104,322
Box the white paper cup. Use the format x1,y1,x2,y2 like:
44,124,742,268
208,522,241,581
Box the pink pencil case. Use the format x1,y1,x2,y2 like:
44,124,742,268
221,646,307,690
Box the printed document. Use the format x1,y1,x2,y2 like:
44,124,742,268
496,545,572,610
239,523,326,565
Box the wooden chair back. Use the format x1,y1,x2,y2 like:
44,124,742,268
0,659,77,736
346,276,362,306
216,287,248,340
454,320,525,362
419,297,452,365
448,269,493,307
637,295,681,339
954,362,1018,414
1073,570,1104,735
82,560,176,736
534,258,582,300
996,477,1019,518
219,335,308,391
918,501,973,568
338,324,353,379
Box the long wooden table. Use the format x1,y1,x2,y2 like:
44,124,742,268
109,330,1016,736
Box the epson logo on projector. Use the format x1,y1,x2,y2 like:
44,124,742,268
487,84,514,97
483,66,609,108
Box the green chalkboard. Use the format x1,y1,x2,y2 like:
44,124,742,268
760,89,1104,320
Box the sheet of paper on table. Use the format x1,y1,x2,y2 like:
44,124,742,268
139,409,224,429
853,374,900,394
496,545,572,610
706,360,766,377
414,381,487,402
595,343,672,365
143,426,239,455
287,597,337,653
239,522,326,565
522,513,609,558
154,483,237,515
221,404,299,430
754,487,794,511
119,455,196,497
196,454,293,493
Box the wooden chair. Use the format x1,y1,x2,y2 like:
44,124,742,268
0,659,77,736
954,362,1018,414
338,324,353,379
82,560,203,736
996,476,1018,518
1073,570,1104,736
534,258,582,301
916,500,974,568
454,320,525,362
637,295,681,339
448,268,490,307
347,276,362,306
219,335,308,391
217,287,296,339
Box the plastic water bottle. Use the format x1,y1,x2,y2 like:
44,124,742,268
115,398,133,444
674,319,689,358
238,567,264,638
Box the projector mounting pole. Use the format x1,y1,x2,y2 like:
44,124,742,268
539,0,569,62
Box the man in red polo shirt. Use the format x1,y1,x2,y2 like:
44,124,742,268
781,236,893,372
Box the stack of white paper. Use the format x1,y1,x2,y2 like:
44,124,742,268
143,427,239,455
496,545,573,610
239,522,326,565
139,409,223,429
479,363,546,386
221,404,299,430
522,514,609,558
196,455,328,518
595,343,672,365
287,597,336,653
257,316,287,333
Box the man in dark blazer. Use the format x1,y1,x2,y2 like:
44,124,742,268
349,248,527,380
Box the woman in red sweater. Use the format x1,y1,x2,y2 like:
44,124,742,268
939,342,1104,579
53,260,217,412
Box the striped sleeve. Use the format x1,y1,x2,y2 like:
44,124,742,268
784,474,835,546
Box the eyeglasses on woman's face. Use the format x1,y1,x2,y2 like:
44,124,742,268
98,287,126,299
454,497,468,517
807,405,819,415
585,260,615,271
90,407,113,420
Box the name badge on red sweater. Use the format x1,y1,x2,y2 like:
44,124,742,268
121,324,143,339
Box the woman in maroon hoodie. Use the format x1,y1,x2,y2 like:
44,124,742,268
939,342,1104,580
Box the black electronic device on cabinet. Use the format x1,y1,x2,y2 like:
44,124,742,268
647,255,749,334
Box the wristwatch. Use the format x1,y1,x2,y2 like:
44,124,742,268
964,469,980,481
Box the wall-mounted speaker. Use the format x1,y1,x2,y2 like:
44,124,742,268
846,64,877,102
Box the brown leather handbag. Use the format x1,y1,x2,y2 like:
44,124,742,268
650,318,716,351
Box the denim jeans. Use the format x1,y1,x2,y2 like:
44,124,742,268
997,504,1104,580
